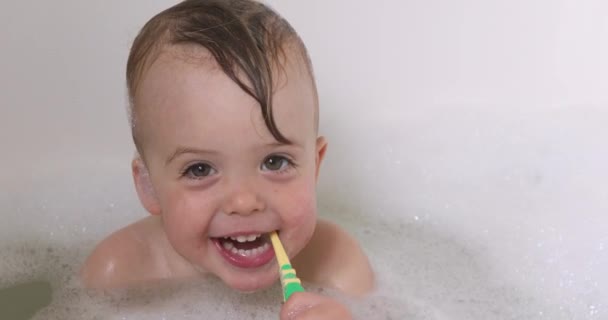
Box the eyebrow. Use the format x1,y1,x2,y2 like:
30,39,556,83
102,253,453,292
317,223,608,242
266,141,297,148
263,139,308,153
165,147,219,166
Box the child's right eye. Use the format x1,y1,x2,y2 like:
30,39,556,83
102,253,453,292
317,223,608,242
182,163,217,179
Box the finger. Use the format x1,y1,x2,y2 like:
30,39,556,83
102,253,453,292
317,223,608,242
279,292,352,320
290,301,352,320
280,292,318,320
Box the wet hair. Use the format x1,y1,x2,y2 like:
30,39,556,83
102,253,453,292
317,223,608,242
126,0,317,154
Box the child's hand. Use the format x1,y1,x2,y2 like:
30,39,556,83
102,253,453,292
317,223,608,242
279,292,352,320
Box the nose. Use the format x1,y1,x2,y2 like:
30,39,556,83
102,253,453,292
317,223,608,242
221,178,265,216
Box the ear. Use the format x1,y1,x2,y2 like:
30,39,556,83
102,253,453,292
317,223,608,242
314,136,328,180
132,157,161,216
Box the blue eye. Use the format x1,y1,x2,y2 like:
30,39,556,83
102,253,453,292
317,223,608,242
183,163,216,178
261,155,293,171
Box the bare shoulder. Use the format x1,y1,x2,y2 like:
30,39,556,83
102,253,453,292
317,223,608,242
293,219,375,296
80,216,194,289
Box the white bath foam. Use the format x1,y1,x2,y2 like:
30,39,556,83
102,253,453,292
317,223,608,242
0,211,570,319
324,207,575,320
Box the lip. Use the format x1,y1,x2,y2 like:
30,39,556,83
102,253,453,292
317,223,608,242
212,235,276,269
218,230,269,238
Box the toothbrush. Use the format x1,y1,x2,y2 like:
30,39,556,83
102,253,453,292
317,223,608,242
269,231,305,302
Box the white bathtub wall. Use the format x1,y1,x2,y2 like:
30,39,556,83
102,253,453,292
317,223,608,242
1,0,607,319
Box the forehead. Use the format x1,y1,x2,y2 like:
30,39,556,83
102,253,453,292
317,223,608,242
134,44,316,152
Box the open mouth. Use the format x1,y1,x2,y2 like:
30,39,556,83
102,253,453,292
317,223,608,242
212,232,276,268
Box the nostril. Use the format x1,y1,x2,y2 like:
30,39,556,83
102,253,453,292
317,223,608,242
223,193,265,216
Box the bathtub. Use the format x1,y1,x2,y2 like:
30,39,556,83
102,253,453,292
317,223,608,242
1,0,606,319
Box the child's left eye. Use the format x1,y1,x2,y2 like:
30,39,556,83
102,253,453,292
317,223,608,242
261,155,293,171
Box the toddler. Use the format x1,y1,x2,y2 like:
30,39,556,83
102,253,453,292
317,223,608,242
81,0,374,317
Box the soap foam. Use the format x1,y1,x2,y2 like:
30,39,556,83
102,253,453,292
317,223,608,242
0,217,563,319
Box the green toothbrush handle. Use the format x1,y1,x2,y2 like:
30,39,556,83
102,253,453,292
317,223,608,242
284,281,305,301
280,264,305,301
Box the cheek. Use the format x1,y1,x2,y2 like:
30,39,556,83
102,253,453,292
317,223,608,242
160,187,216,242
279,179,318,228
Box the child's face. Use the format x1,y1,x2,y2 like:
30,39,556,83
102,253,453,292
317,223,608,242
134,46,325,291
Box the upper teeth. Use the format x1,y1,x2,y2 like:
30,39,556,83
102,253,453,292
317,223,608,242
225,234,261,243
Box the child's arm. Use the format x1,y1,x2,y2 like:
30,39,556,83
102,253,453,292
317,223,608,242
280,292,352,320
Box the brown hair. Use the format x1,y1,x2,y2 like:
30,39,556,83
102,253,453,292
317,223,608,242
126,0,317,154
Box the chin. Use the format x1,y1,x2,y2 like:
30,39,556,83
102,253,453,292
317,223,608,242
220,266,279,293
